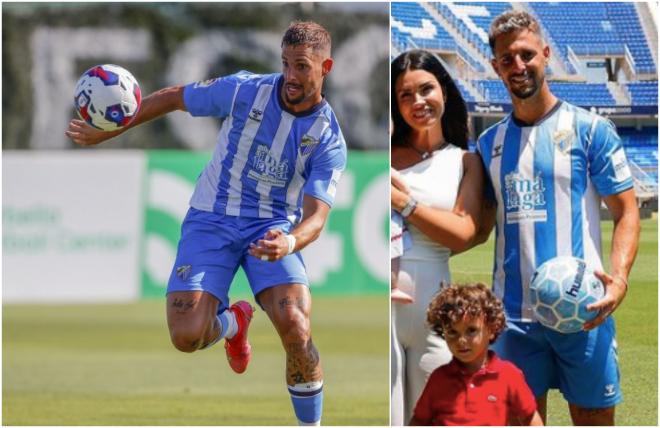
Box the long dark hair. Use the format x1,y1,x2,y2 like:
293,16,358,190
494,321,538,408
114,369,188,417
391,50,468,150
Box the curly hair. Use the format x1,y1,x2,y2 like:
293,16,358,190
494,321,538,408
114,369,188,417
427,283,506,344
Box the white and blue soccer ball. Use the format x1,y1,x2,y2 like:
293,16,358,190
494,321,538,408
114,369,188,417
74,64,141,131
529,256,605,334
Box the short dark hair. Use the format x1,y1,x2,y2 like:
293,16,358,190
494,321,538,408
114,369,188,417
282,21,331,54
391,50,468,150
427,283,506,344
488,10,543,55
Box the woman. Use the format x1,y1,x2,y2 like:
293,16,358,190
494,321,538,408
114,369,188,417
390,50,485,425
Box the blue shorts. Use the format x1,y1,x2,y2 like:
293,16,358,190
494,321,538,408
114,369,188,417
167,207,308,312
491,317,621,409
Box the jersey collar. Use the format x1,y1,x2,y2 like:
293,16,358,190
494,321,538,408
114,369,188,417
511,99,563,128
446,350,503,378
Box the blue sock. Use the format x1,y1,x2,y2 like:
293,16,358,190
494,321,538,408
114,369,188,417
288,381,323,426
199,310,234,349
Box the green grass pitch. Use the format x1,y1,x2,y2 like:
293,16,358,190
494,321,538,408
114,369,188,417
3,219,656,425
3,295,389,425
450,218,658,426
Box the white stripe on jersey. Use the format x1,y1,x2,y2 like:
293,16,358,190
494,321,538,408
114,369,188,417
554,108,574,257
284,114,330,222
583,180,604,271
286,154,306,223
517,127,537,321
490,123,507,303
256,112,295,218
226,84,274,216
190,85,239,212
583,117,605,271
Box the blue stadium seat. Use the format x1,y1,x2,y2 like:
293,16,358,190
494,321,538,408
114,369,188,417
625,81,659,106
619,127,658,186
529,2,656,75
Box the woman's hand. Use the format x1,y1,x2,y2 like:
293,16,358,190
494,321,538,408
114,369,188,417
391,168,411,212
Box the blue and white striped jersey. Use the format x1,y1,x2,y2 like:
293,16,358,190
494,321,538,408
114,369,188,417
183,71,347,223
477,101,634,321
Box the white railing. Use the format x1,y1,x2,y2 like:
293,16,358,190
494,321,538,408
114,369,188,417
624,44,638,77
566,45,582,75
629,158,658,199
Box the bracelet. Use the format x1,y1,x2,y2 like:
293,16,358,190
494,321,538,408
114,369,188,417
285,234,297,255
401,197,418,218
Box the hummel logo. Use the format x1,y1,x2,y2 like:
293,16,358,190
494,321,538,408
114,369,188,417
176,265,192,281
492,142,503,158
249,108,263,122
487,395,497,402
604,384,616,397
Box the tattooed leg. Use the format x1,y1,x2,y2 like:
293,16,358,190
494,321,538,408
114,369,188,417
259,284,324,383
166,291,220,352
259,284,324,424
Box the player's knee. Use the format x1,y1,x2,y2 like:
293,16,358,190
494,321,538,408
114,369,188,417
275,308,311,347
169,323,206,353
570,404,614,426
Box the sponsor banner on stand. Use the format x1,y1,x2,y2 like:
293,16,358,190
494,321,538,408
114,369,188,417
3,152,145,302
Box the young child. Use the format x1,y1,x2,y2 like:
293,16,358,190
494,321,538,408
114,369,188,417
410,283,543,426
391,168,413,303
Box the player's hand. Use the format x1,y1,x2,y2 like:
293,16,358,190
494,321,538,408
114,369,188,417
583,271,627,331
248,229,288,262
65,119,118,146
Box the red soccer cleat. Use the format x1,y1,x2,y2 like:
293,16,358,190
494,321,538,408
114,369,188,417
224,300,254,374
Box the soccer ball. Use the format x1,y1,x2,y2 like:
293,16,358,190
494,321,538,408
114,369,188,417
529,256,605,334
73,64,141,131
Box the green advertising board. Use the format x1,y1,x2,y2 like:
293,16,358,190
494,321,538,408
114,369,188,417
141,150,388,299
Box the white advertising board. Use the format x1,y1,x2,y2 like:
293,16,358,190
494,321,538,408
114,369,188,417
3,152,145,303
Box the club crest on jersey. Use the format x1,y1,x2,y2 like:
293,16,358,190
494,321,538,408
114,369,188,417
193,78,217,88
300,134,320,156
504,171,547,223
249,108,263,122
553,129,574,154
248,144,289,187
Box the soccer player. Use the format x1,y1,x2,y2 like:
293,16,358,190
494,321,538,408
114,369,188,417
475,11,640,425
65,21,346,426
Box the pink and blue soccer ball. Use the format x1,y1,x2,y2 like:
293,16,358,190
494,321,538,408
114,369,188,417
529,256,605,334
74,64,141,131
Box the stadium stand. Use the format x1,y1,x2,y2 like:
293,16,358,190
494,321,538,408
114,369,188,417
625,81,659,106
391,2,456,52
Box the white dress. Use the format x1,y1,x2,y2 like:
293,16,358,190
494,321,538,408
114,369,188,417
391,144,464,425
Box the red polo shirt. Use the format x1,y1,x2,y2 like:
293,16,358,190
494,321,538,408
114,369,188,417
412,351,536,426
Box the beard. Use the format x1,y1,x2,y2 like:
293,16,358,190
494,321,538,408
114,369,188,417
509,71,543,100
283,83,307,105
